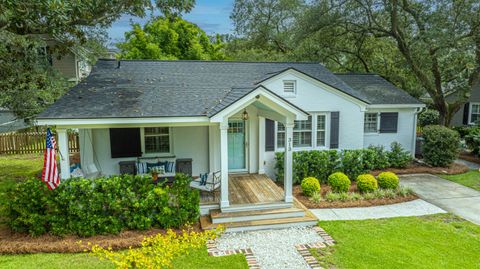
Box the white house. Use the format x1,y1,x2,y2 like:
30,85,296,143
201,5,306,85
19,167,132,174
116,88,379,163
36,60,424,230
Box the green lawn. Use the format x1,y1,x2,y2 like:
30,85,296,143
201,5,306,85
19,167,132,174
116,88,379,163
439,170,480,191
318,214,480,269
0,247,248,269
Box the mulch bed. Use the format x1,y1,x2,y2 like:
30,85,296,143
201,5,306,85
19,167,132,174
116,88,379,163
294,183,418,209
371,162,469,176
459,152,480,165
0,223,201,254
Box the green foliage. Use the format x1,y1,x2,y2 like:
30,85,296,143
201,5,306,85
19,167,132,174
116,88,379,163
418,109,440,127
464,127,480,156
6,174,199,236
387,142,413,168
275,145,409,184
377,172,399,190
422,125,460,167
118,17,226,60
356,174,378,193
309,191,322,204
301,177,321,197
328,172,351,193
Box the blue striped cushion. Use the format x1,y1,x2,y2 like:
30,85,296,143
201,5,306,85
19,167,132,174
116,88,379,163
165,161,175,173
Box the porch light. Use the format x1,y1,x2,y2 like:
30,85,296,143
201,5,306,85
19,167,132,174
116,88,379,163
242,109,249,121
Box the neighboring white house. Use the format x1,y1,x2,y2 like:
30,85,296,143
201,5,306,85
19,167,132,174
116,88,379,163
36,59,424,212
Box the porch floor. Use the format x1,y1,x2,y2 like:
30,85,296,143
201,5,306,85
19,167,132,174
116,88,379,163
200,173,284,205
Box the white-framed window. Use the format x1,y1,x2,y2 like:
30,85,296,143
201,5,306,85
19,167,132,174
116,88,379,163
283,80,296,94
364,112,379,133
143,127,172,154
470,103,480,124
317,114,326,147
276,114,328,149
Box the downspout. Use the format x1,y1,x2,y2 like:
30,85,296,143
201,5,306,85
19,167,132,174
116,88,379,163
412,107,426,158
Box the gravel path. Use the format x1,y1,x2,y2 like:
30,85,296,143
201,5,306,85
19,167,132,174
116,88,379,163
311,199,445,221
216,227,323,269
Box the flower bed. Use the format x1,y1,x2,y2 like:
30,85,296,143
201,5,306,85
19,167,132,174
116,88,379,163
293,182,417,209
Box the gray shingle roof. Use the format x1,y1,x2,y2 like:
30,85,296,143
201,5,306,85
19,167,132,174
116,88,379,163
38,60,421,119
335,73,423,105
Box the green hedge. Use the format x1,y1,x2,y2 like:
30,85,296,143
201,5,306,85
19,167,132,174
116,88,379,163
275,142,412,184
6,174,199,236
422,125,460,167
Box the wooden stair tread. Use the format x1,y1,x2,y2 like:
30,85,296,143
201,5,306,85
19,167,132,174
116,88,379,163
200,214,317,230
210,207,303,219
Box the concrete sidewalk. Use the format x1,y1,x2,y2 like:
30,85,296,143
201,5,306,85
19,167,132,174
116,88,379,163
400,174,480,225
311,199,445,221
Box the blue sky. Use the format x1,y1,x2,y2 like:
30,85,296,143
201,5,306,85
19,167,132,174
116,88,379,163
106,0,234,44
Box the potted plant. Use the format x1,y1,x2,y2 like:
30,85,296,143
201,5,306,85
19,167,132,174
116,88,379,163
149,166,165,181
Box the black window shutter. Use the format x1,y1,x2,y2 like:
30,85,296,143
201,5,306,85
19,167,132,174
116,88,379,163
109,128,142,158
330,112,340,149
380,112,398,133
265,118,275,152
463,102,470,125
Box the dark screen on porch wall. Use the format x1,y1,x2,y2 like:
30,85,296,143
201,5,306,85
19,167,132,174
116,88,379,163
265,119,275,151
109,128,142,158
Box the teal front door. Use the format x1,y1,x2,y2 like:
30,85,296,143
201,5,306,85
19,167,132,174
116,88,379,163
228,120,246,171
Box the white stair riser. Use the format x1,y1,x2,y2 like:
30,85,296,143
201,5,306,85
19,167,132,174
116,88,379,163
212,211,305,224
224,221,318,233
221,203,292,213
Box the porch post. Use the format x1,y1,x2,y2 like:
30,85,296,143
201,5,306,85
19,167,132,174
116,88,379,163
258,116,265,174
284,120,294,203
57,128,71,180
219,122,230,208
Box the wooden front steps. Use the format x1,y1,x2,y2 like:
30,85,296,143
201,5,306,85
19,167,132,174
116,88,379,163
201,198,318,232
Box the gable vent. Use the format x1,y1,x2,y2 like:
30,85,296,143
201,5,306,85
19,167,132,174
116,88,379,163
283,80,296,94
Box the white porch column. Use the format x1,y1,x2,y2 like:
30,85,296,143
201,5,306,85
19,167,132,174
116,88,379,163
57,129,71,180
284,120,294,203
219,122,230,208
258,116,265,174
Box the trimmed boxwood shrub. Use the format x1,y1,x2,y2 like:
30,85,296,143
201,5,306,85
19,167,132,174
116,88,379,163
422,125,460,167
418,109,439,127
6,173,199,236
301,177,321,197
328,172,351,193
356,174,378,193
377,172,399,190
387,142,412,168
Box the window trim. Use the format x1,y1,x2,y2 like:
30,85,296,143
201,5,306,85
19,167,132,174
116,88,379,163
275,112,329,151
364,112,380,134
469,102,480,125
140,127,174,157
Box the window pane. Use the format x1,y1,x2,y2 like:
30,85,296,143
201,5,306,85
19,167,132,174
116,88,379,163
278,122,285,131
293,132,312,147
364,113,378,133
294,116,312,130
277,132,285,148
145,135,170,153
473,104,480,113
145,127,169,135
317,115,325,130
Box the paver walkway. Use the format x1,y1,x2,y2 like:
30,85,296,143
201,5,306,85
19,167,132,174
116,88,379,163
311,199,445,221
400,174,480,225
455,158,480,170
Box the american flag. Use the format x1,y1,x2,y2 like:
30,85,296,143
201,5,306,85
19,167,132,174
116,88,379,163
41,128,60,190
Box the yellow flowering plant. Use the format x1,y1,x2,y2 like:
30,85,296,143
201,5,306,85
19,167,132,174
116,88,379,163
89,226,223,269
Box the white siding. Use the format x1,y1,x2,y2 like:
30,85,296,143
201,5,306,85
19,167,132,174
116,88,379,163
87,126,209,176
363,108,416,151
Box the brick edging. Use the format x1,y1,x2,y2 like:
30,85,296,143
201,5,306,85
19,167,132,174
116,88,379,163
207,239,260,269
295,226,336,269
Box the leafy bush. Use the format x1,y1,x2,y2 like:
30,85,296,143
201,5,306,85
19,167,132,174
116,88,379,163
90,227,221,269
275,146,407,184
422,125,460,167
328,172,351,193
6,174,199,236
387,142,413,168
418,109,439,127
356,174,378,193
301,177,321,197
309,192,322,204
377,172,399,190
464,127,480,156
